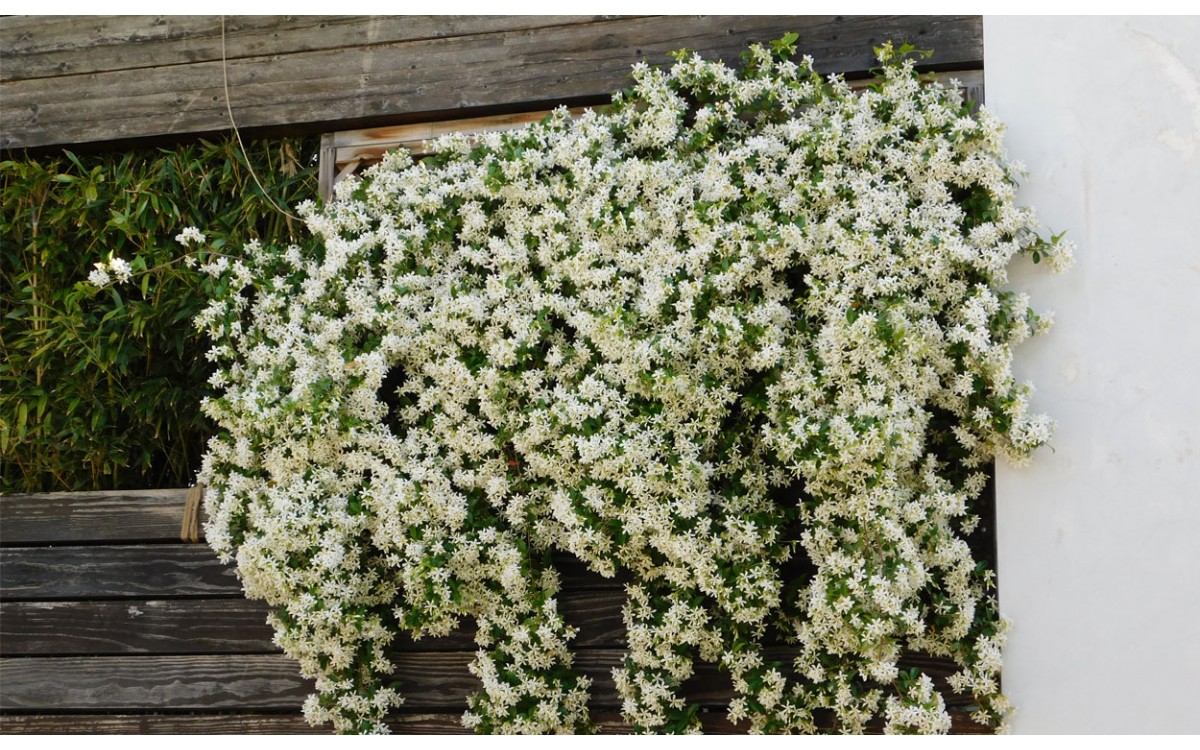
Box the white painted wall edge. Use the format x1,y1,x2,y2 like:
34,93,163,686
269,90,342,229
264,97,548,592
986,16,1200,733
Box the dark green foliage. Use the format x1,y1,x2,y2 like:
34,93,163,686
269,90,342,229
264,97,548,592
1,137,318,492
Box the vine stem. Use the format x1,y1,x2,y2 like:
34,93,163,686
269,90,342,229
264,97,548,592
220,16,301,223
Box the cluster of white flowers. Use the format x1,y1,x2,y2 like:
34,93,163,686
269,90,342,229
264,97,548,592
87,255,132,288
196,41,1069,734
86,228,211,289
176,226,207,247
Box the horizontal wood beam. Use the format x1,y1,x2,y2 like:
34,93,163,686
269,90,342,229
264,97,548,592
0,16,614,82
1,15,983,151
0,709,991,734
0,654,313,711
0,713,326,734
0,542,629,600
0,544,239,599
0,649,974,713
0,712,720,735
0,598,277,655
0,488,191,545
0,589,626,655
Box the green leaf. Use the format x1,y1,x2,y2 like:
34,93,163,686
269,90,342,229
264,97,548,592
771,32,799,58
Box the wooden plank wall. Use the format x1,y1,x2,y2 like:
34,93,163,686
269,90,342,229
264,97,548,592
0,489,991,734
1,15,984,151
1,14,992,735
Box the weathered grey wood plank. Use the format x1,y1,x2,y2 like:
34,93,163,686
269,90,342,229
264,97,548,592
0,709,991,734
0,16,617,82
0,544,240,599
0,649,977,713
0,599,277,655
0,543,628,600
0,711,702,734
387,649,980,711
2,16,983,150
0,586,968,684
375,708,993,734
0,654,313,710
0,588,625,655
0,713,327,734
0,489,191,545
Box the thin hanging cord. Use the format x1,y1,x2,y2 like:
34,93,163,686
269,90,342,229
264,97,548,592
221,15,300,221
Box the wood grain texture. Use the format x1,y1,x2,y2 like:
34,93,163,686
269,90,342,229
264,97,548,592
0,598,277,655
0,654,313,710
0,710,991,734
0,713,327,734
0,543,632,601
2,15,983,149
0,648,964,705
0,544,240,599
0,16,615,81
0,588,624,655
375,708,994,735
0,587,971,706
0,649,974,712
392,648,980,710
0,489,191,545
0,711,658,735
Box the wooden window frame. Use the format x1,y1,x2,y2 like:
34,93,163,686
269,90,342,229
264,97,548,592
317,71,984,201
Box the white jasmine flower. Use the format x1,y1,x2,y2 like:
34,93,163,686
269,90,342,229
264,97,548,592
108,256,132,283
87,263,111,287
175,226,206,246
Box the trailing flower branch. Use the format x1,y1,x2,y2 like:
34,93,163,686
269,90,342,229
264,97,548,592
192,40,1070,733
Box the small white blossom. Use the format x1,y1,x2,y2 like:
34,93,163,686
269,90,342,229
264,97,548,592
88,263,111,287
175,226,206,246
108,256,132,283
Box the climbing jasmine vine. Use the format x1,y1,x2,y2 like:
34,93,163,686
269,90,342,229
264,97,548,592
194,39,1070,734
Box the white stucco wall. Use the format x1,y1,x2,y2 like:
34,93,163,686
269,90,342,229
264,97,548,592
985,16,1200,733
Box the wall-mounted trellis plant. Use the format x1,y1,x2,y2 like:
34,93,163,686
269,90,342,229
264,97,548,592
190,39,1071,734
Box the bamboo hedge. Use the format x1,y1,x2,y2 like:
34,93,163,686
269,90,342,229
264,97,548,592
1,137,318,492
